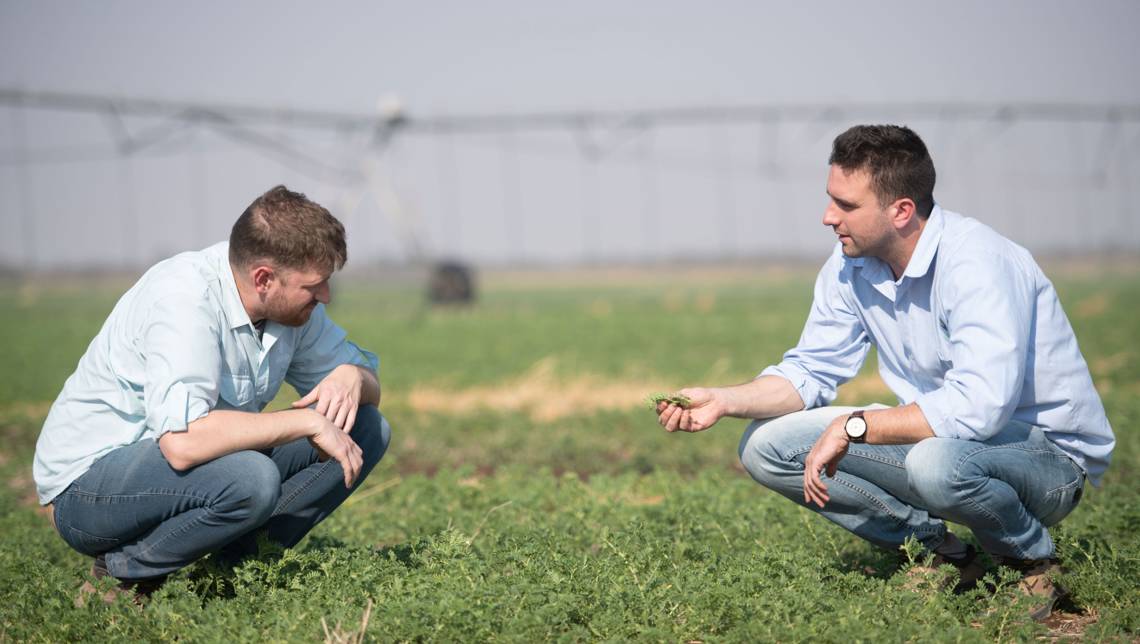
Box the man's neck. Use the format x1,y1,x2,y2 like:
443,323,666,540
230,263,264,321
883,216,927,281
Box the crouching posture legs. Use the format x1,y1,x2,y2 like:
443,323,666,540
739,406,1085,606
53,406,391,584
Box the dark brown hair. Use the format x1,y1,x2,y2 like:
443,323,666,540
229,185,347,273
829,125,936,218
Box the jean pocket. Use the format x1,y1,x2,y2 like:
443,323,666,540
56,516,120,556
1040,473,1085,527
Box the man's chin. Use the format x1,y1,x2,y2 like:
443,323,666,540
275,309,315,327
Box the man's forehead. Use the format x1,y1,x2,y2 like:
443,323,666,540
298,268,332,284
282,265,332,285
827,164,873,195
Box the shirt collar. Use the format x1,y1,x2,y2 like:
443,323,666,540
900,204,944,281
210,242,254,331
853,204,944,300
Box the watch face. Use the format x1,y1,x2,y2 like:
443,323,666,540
846,416,867,438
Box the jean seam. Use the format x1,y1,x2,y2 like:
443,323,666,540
1041,465,1084,525
780,444,909,471
76,490,214,577
952,444,1059,470
123,506,222,576
1045,456,1084,496
846,449,909,469
58,489,214,548
65,490,212,505
275,458,337,513
62,523,119,551
829,474,941,537
124,485,275,576
953,448,1031,560
1046,478,1082,498
782,444,930,535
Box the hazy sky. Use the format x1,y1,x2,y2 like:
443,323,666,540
2,1,1138,268
5,1,1139,111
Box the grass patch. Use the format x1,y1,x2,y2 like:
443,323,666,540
2,265,1138,640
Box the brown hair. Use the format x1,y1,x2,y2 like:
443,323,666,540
829,125,936,218
229,185,347,273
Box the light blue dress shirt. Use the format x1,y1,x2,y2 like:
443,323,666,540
762,206,1114,486
34,242,378,504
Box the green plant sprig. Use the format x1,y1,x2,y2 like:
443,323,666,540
646,393,692,409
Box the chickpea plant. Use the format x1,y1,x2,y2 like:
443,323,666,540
647,393,692,409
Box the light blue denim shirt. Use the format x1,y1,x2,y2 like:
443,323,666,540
34,242,378,504
762,206,1114,486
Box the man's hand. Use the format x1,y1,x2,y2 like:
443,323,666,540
292,364,366,432
656,387,726,433
306,411,364,488
802,414,851,508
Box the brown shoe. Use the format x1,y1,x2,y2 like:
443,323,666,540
998,557,1066,621
75,555,167,607
905,544,986,594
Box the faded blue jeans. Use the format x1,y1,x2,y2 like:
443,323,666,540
738,406,1085,560
52,406,391,580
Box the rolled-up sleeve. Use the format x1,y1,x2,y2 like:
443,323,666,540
915,253,1033,441
286,304,379,397
142,293,221,436
761,252,870,409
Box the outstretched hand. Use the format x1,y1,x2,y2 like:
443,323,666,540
802,415,851,508
656,387,725,433
292,364,364,432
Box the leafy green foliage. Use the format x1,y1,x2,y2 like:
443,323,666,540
1,267,1138,640
647,393,693,409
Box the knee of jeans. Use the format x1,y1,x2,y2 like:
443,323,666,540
738,419,790,487
351,405,392,466
214,452,281,523
905,439,966,511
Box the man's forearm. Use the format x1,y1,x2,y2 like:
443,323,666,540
862,403,935,444
158,408,320,471
716,375,806,420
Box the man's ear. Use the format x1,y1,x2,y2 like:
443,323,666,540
250,265,276,293
890,197,917,230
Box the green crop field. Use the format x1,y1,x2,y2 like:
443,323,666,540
2,263,1138,642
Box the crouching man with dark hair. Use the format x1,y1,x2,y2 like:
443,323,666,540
655,125,1114,620
35,185,391,601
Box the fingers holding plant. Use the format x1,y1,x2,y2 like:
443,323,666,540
651,387,725,433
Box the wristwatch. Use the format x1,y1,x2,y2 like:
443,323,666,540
844,410,868,443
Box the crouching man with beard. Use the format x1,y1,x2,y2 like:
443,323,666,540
35,185,391,601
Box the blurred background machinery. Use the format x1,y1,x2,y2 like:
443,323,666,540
2,89,1138,275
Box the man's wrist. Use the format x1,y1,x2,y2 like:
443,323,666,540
833,420,852,443
714,387,741,417
297,408,325,436
843,410,868,443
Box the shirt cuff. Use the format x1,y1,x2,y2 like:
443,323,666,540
914,391,956,440
350,344,379,373
147,381,212,436
759,364,821,409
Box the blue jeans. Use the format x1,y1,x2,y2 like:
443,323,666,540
52,406,391,580
738,406,1085,560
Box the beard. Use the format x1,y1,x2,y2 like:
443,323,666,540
266,293,318,327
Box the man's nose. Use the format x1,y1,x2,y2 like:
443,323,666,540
822,203,840,227
316,283,331,303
